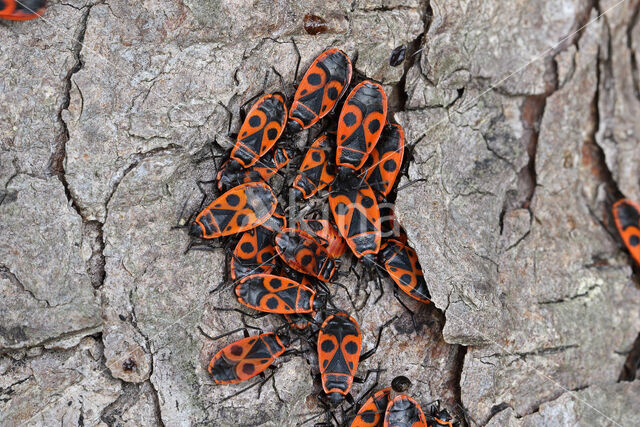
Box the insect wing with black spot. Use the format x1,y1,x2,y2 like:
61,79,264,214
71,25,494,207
364,123,405,196
318,312,362,404
231,93,288,168
329,179,382,258
190,182,277,239
380,240,431,304
350,387,392,427
336,81,388,171
612,198,640,265
208,332,287,384
274,228,336,282
293,134,336,200
288,49,353,132
235,274,316,314
230,227,278,281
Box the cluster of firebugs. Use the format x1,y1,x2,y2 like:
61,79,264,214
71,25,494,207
9,3,640,425
184,47,458,427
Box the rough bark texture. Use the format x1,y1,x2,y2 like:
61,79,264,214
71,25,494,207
1,0,639,425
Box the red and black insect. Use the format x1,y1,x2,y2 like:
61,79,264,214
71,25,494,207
217,146,292,192
612,198,640,265
234,273,325,314
350,376,413,427
190,182,278,239
229,204,285,281
208,332,289,384
336,80,388,171
350,387,391,427
425,407,455,427
230,228,278,281
317,312,362,405
292,134,336,200
364,123,405,197
379,202,408,244
229,93,287,169
288,48,353,133
274,228,336,282
297,218,347,258
0,0,46,20
284,277,318,330
384,395,427,427
379,240,431,304
329,175,382,262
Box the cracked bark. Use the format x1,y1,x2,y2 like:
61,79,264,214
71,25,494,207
48,4,108,291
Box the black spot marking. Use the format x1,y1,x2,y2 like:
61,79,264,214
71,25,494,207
630,236,640,246
343,112,357,127
321,340,335,352
236,214,249,227
327,87,339,100
348,361,353,370
241,242,254,253
230,345,243,356
345,341,358,355
301,254,313,265
242,363,255,375
368,119,380,134
361,412,376,423
267,128,278,140
383,159,396,172
360,196,374,209
308,73,322,85
336,202,349,215
266,297,279,310
270,278,282,289
311,151,322,162
260,250,274,262
226,194,240,206
300,89,307,96
323,359,329,368
400,274,413,286
249,116,261,127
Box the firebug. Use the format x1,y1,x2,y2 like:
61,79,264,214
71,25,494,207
336,80,388,171
190,182,277,239
288,48,353,132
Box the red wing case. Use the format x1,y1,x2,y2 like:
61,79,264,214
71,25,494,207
231,93,287,168
318,312,362,404
288,49,352,132
337,81,388,171
612,198,640,265
208,333,286,384
190,182,277,239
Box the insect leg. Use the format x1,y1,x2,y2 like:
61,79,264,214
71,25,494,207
373,273,385,304
359,316,396,362
218,370,276,403
291,37,301,85
393,287,418,331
